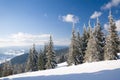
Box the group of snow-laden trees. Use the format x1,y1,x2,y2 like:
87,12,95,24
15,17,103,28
67,11,120,66
0,60,26,77
26,35,57,72
1,61,13,77
0,36,57,77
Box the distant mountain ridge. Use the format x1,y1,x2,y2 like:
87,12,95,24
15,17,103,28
0,46,68,65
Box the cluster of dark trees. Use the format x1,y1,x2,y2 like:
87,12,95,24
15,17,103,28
67,11,120,66
0,11,119,77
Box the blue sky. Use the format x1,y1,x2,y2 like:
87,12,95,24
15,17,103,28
0,0,120,47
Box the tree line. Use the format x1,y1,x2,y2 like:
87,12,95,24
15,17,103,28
67,11,120,65
0,11,120,77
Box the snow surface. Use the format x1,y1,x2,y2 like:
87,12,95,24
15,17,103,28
1,60,120,80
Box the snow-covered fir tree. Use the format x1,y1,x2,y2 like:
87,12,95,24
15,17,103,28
81,24,88,57
43,43,48,68
93,17,105,60
38,50,46,70
84,27,101,62
45,35,57,69
81,22,91,60
67,23,83,65
75,30,84,64
26,44,38,71
104,11,119,60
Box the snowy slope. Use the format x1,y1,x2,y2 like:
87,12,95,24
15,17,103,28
1,60,120,80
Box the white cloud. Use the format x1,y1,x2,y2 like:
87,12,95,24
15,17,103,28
102,0,120,10
0,32,50,47
104,19,120,31
0,32,70,47
90,11,102,19
61,14,79,23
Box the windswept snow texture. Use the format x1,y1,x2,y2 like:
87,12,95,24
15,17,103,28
1,60,120,80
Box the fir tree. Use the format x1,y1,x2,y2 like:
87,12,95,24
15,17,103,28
104,11,119,60
67,26,76,65
93,17,105,60
84,28,101,62
38,50,46,70
26,44,38,71
45,36,57,69
75,31,84,64
43,43,48,69
67,24,83,65
81,24,89,57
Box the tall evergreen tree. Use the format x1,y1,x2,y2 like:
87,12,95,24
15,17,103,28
81,22,92,62
84,30,101,62
104,11,119,60
67,25,83,65
45,36,57,69
93,17,105,60
38,50,46,70
67,26,77,65
81,24,88,57
75,31,84,64
26,44,38,71
43,43,48,68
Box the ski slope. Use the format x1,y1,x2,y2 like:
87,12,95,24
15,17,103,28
1,60,120,80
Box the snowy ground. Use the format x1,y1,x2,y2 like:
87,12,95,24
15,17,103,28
1,60,120,80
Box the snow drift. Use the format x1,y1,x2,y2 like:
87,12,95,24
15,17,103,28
1,60,120,80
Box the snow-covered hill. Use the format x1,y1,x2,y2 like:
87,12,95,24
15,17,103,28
1,60,120,80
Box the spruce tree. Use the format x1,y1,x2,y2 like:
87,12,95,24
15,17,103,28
38,50,46,70
104,11,119,60
43,43,48,68
75,31,84,64
93,17,105,60
67,26,77,65
26,44,38,71
84,28,101,62
67,25,83,65
81,24,89,57
45,36,57,69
